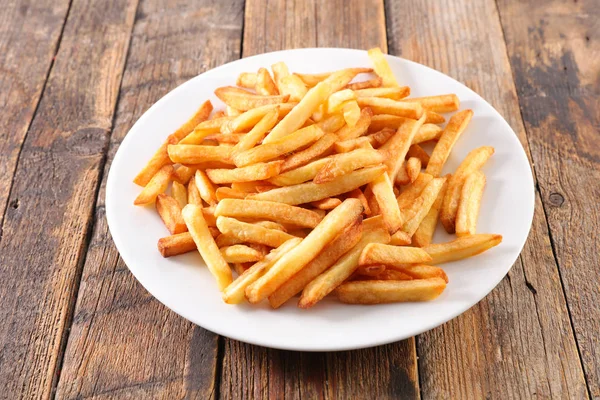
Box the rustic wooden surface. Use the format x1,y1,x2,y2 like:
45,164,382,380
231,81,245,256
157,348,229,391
0,0,597,398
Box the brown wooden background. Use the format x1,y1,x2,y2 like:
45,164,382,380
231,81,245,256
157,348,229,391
0,0,598,398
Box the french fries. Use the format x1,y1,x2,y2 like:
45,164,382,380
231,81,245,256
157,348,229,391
134,48,503,310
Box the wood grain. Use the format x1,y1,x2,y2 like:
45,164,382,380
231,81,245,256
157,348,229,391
386,0,588,398
0,0,138,398
0,0,70,229
497,0,600,397
55,0,244,398
220,1,419,399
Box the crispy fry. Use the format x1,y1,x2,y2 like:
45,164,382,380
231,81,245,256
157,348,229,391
412,176,449,247
173,165,196,184
333,137,369,153
425,111,445,124
205,133,245,144
233,110,279,153
215,233,242,248
368,114,409,133
254,221,287,232
401,177,446,236
180,117,230,144
225,106,242,117
426,109,474,177
182,204,232,290
336,107,373,141
237,72,257,88
368,172,403,233
379,114,425,181
167,144,233,164
414,124,443,144
232,263,247,276
245,199,364,303
215,187,246,201
395,164,411,185
402,94,459,113
327,89,356,113
354,86,410,100
367,47,399,87
345,76,382,90
220,245,264,264
342,100,361,127
390,229,412,245
396,173,433,208
360,269,413,281
314,149,384,184
423,234,502,264
355,264,387,277
171,181,188,209
158,232,196,257
279,74,308,101
311,197,342,210
134,165,173,205
347,188,371,215
294,71,332,87
456,171,486,236
269,157,331,186
407,144,430,167
206,161,283,184
359,243,432,266
215,199,323,228
406,157,422,183
393,265,448,283
440,146,494,233
214,86,290,111
231,181,261,193
195,170,218,206
155,194,187,234
357,97,423,120
335,278,446,304
281,133,337,172
216,216,295,247
187,178,202,206
256,68,279,95
250,165,386,205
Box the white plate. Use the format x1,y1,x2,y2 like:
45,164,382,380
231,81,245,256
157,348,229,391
106,48,534,351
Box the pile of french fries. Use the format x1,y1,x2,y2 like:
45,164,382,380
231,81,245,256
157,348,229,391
133,48,502,308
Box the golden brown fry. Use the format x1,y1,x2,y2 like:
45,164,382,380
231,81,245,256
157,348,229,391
368,172,403,233
220,245,263,264
279,74,308,101
215,198,323,228
395,164,411,186
158,232,196,257
336,108,374,141
345,76,382,90
182,204,232,290
215,233,242,248
231,181,261,193
187,178,202,206
215,187,246,201
180,117,230,144
222,104,290,135
171,181,188,209
335,278,446,304
314,148,384,184
250,165,386,205
173,165,196,184
363,269,414,281
211,111,226,119
201,206,217,227
359,243,433,266
233,110,279,153
232,263,247,276
256,67,279,95
354,86,410,100
406,157,422,183
206,161,283,184
214,86,290,111
195,170,218,206
357,97,423,120
390,229,412,245
327,89,356,113
423,234,502,264
402,94,460,113
333,137,370,153
456,171,486,236
396,173,433,208
236,72,257,88
414,124,443,144
225,106,242,117
311,197,342,210
407,144,430,167
281,133,337,172
134,165,173,205
412,176,449,247
347,188,371,215
245,199,364,303
354,264,387,277
401,177,446,236
294,71,332,87
155,194,187,234
167,144,233,164
379,114,425,181
440,146,494,233
253,221,287,232
425,111,446,124
216,216,295,247
269,157,331,186
367,47,399,87
342,100,361,127
426,109,474,177
368,114,408,133
205,133,245,144
393,265,448,283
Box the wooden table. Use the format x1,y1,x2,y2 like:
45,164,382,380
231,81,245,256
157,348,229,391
0,0,597,398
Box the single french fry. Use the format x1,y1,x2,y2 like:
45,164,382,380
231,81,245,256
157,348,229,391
314,148,384,184
245,199,364,303
359,243,433,266
215,233,242,248
407,145,430,167
379,114,425,181
347,188,371,215
396,173,433,208
365,269,414,281
368,114,409,133
206,161,283,184
233,110,279,153
368,172,403,233
395,164,411,186
336,107,374,141
298,221,391,308
134,165,173,205
256,67,279,95
456,171,486,236
423,234,502,264
425,111,445,124
237,72,257,88
406,157,422,183
222,238,302,304
220,245,263,264
316,113,347,132
279,74,308,101
180,117,230,144
311,197,342,210
250,165,386,205
232,263,247,276
195,170,218,206
367,47,399,87
294,71,332,87
354,264,387,277
253,221,287,232
187,178,202,206
426,109,474,177
413,124,443,144
205,133,245,144
342,100,361,127
335,278,446,304
412,175,449,247
155,194,187,234
269,157,331,186
174,165,196,184
357,97,423,120
354,86,410,100
216,216,295,247
390,229,412,245
402,94,459,113
167,144,233,164
327,89,356,113
231,181,261,193
214,86,289,111
401,177,446,236
157,232,196,257
268,218,363,308
215,187,246,201
225,106,242,117
171,181,188,209
393,265,448,283
281,133,337,172
440,146,494,233
215,199,323,228
222,104,292,135
201,206,217,226
345,76,382,90
182,204,232,290
234,124,324,167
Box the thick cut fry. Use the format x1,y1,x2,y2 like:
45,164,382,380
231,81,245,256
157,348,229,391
133,101,212,186
263,68,366,143
237,72,257,88
222,104,291,135
234,125,324,167
413,124,443,144
327,89,356,113
396,173,433,208
167,144,233,164
216,216,295,247
187,178,202,206
158,232,196,257
412,176,449,247
215,187,246,201
279,74,308,101
440,146,494,233
250,165,386,205
346,76,382,90
206,161,283,184
379,114,425,181
155,194,187,234
316,113,346,132
406,157,422,183
347,188,371,215
407,144,430,167
401,177,446,236
134,165,173,205
220,245,263,264
335,278,446,304
456,171,486,236
171,181,188,209
222,238,301,304
368,114,409,133
354,86,410,100
359,243,432,266
426,109,474,177
357,97,423,120
234,109,279,153
390,229,412,245
215,199,323,228
256,68,279,95
423,234,502,264
245,199,364,303
294,71,332,87
367,47,399,87
174,165,196,184
281,133,337,172
215,233,242,248
298,222,390,308
334,126,395,153
355,265,387,277
230,181,262,193
336,107,373,140
180,117,230,144
368,172,403,233
402,94,460,113
205,133,245,144
182,205,232,290
425,111,445,124
214,86,290,111
269,157,331,186
254,221,287,232
393,265,448,283
395,164,411,185
314,149,384,184
195,170,218,206
342,100,361,127
311,197,342,210
268,218,363,308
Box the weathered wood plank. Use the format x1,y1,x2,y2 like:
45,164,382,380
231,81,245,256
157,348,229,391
0,0,139,398
385,0,588,398
54,0,244,398
220,1,419,399
0,0,70,228
497,0,600,397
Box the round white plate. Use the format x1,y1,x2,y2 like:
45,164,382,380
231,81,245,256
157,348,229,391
106,48,534,351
